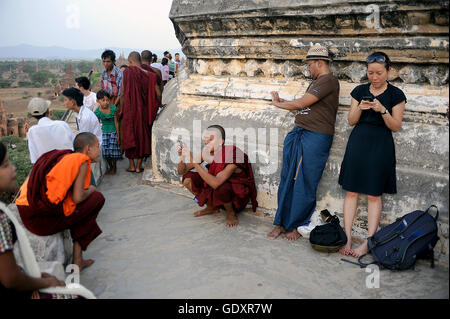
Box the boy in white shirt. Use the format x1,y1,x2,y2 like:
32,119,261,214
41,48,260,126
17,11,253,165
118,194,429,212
75,76,97,112
26,98,75,164
62,87,102,147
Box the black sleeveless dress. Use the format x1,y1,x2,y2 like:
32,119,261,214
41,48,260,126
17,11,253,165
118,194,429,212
338,82,407,196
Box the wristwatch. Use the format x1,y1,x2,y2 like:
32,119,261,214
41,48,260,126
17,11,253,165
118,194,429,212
381,109,388,115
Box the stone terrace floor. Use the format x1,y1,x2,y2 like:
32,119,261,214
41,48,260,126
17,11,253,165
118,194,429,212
80,159,449,299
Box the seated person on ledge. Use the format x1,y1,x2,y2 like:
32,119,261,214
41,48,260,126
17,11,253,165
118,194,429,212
16,132,105,271
177,125,258,228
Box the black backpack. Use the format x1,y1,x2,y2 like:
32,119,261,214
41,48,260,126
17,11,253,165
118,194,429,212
345,205,440,270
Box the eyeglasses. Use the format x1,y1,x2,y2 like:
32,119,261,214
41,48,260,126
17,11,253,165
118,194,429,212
366,54,386,64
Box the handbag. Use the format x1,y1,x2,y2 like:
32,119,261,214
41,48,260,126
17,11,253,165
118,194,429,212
309,210,347,253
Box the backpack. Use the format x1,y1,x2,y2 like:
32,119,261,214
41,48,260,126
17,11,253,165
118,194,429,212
346,205,440,270
310,210,347,253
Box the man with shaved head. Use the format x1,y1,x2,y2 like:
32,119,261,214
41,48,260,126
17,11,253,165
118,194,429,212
119,51,159,173
16,132,105,271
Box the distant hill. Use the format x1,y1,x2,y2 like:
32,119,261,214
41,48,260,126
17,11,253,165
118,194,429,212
0,44,182,60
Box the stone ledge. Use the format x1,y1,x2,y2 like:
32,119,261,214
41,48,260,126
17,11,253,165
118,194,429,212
179,75,449,114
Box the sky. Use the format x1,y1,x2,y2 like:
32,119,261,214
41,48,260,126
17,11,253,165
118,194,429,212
0,0,181,51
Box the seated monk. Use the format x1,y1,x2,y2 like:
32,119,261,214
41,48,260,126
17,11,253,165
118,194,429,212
177,125,258,227
16,132,105,271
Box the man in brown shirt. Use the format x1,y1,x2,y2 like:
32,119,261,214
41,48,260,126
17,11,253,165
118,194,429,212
267,44,340,241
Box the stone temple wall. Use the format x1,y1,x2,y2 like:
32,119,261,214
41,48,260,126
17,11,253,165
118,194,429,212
150,0,449,262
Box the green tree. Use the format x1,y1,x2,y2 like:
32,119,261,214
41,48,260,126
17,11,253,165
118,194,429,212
76,61,93,74
90,72,102,88
0,79,11,88
22,62,35,74
30,70,53,87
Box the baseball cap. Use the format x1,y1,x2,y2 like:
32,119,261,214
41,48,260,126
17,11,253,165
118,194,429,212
28,97,51,116
306,44,331,61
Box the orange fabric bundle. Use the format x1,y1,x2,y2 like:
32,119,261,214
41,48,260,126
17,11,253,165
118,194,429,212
45,153,91,216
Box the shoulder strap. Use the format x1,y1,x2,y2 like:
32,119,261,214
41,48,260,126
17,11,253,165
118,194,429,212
341,255,377,269
425,205,439,221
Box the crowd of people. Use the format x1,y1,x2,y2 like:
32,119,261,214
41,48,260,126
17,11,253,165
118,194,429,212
0,44,408,298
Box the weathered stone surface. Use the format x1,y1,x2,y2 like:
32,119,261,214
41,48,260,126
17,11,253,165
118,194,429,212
156,0,449,263
342,62,367,83
424,65,449,86
399,65,426,84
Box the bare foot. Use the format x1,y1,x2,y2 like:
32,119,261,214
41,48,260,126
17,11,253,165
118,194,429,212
284,228,301,241
267,226,286,240
135,167,145,173
126,168,135,173
73,257,95,271
193,207,220,217
351,240,368,258
339,242,353,256
226,211,238,228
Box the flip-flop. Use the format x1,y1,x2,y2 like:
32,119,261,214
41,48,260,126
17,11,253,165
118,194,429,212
126,168,136,173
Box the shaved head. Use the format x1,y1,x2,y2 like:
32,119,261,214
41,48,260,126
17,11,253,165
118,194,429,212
128,51,142,65
74,132,98,152
141,50,152,63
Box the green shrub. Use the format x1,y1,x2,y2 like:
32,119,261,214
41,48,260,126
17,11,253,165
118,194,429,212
18,81,33,87
50,109,66,120
0,136,32,204
0,80,11,88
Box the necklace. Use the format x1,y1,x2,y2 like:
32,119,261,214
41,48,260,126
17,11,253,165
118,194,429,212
370,82,388,96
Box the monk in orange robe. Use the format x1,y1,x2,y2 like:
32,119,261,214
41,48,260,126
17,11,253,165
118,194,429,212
16,133,105,271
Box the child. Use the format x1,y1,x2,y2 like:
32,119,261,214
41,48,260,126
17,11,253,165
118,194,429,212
161,57,170,85
94,90,121,175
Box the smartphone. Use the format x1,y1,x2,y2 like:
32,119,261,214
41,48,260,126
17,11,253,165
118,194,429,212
177,136,183,149
362,96,374,102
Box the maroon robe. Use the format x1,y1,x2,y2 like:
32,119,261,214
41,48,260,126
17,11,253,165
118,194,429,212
121,65,157,159
141,63,160,124
16,149,104,251
189,145,258,212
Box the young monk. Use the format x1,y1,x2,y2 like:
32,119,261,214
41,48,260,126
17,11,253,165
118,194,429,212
16,133,105,271
177,125,258,227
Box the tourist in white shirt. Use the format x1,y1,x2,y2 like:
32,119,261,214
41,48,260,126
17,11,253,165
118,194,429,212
62,88,102,147
75,76,98,112
26,97,75,164
151,53,164,74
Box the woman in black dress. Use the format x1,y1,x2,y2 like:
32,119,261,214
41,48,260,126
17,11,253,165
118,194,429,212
338,52,407,258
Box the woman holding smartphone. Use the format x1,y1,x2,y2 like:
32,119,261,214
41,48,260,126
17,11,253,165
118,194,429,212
338,52,407,258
